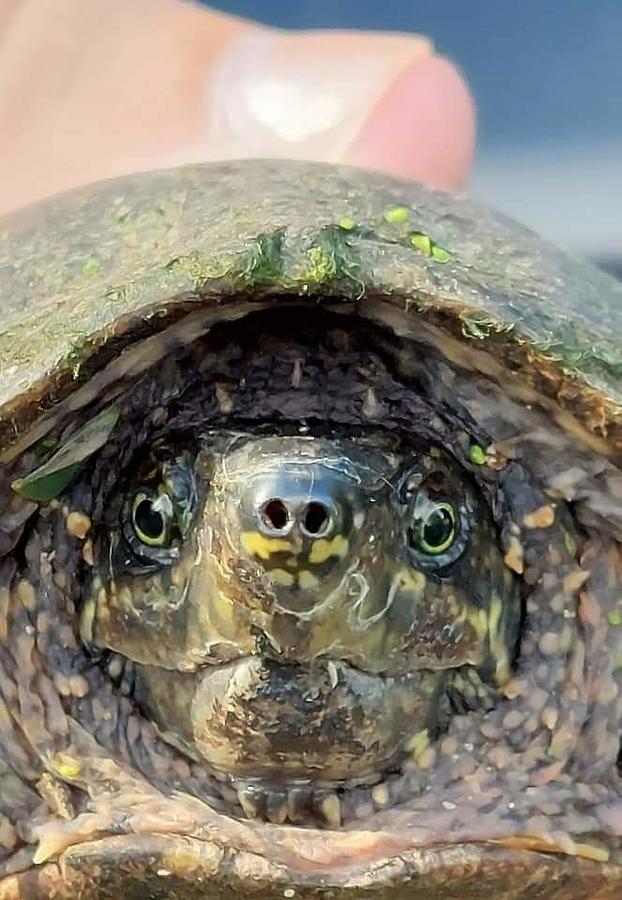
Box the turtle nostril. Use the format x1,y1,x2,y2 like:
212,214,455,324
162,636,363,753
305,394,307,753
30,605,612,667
261,499,289,532
303,501,330,536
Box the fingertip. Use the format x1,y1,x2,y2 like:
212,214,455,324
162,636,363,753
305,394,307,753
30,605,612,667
0,0,476,215
206,28,435,164
346,54,476,191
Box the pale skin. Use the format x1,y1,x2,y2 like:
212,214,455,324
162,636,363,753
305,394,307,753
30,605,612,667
0,0,476,217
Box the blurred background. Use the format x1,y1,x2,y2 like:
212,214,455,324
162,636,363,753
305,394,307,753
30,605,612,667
209,0,621,275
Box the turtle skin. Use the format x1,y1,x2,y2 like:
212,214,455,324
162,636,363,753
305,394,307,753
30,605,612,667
0,160,622,899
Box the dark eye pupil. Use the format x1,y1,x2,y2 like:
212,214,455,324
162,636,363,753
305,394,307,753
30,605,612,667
135,499,165,539
423,507,453,548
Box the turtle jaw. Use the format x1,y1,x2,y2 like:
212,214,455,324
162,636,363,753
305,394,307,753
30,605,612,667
191,657,434,779
133,655,440,826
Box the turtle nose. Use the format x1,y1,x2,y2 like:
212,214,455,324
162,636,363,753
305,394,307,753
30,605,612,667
236,463,356,584
257,496,334,539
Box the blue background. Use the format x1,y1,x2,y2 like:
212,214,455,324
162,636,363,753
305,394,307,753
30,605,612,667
209,1,622,268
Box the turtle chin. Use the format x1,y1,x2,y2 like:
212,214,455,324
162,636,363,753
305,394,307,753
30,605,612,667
191,657,433,781
133,656,440,824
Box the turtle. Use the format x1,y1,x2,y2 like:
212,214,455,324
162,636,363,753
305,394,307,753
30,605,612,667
0,159,622,900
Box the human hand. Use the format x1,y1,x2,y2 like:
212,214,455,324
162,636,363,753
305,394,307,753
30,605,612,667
0,0,475,216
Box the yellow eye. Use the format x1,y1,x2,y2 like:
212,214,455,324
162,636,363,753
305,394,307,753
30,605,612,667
132,492,171,547
412,500,457,555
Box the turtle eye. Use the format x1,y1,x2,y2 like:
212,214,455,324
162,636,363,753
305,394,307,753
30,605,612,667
132,491,172,547
411,501,457,555
406,488,465,568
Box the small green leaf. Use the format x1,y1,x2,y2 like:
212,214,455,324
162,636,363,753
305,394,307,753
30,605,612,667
431,243,451,262
13,406,119,502
383,205,410,224
469,444,487,466
338,216,356,231
82,257,100,276
409,231,452,262
409,231,433,255
14,465,82,502
608,610,622,626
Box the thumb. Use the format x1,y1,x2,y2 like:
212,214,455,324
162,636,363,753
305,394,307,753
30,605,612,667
0,0,475,215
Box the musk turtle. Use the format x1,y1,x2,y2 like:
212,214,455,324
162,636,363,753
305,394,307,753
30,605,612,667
1,160,622,899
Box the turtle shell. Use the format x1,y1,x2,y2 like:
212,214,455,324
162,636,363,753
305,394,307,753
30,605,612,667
1,160,622,453
1,161,622,899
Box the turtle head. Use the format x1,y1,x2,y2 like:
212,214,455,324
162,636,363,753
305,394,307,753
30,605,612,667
80,430,518,804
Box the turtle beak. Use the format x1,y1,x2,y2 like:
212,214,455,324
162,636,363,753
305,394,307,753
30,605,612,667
229,452,361,609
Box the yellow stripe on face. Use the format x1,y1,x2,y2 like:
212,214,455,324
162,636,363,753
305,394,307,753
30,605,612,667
241,531,294,560
393,568,427,594
488,595,510,685
468,607,489,642
308,535,349,565
298,570,320,590
267,568,295,586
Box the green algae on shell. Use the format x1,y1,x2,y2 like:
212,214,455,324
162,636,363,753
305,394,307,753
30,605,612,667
1,160,622,455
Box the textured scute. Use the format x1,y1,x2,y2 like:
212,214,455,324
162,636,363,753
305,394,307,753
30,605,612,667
0,160,621,452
